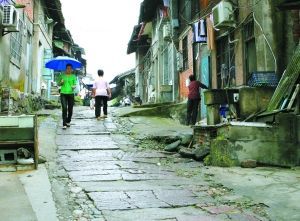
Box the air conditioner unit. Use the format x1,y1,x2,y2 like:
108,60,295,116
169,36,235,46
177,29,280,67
212,0,235,29
2,5,20,32
163,24,171,41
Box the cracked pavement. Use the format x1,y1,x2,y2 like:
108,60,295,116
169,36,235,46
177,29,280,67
38,107,300,221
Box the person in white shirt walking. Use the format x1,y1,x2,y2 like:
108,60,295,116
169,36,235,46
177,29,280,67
92,70,111,120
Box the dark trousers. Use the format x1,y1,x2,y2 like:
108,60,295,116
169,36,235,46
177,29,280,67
95,96,108,117
61,94,74,126
187,98,200,125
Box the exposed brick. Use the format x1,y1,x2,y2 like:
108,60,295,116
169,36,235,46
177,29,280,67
16,0,34,22
179,30,194,100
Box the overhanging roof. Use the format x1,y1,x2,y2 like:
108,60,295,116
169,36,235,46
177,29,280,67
44,0,74,44
127,24,147,54
127,0,164,54
110,69,135,84
45,0,65,25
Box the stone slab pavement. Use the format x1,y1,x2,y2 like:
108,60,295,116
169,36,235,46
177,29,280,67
0,165,58,221
51,107,280,221
0,173,38,221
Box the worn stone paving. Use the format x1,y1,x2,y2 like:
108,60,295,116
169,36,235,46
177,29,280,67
54,108,269,221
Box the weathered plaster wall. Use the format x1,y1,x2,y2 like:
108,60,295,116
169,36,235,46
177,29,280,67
254,0,276,73
179,29,193,100
0,34,11,87
32,0,53,95
210,0,292,88
1,1,34,93
208,114,300,167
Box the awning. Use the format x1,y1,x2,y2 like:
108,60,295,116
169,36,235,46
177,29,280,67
277,0,300,10
127,25,151,54
53,45,71,57
127,25,142,54
110,69,135,84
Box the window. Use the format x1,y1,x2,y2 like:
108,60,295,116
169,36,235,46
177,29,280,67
10,19,24,63
182,35,189,70
216,34,235,88
244,20,256,82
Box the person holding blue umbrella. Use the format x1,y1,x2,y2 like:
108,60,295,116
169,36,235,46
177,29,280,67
58,64,77,129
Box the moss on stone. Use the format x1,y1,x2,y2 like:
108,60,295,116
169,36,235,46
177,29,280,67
209,136,238,167
203,155,211,166
109,96,122,107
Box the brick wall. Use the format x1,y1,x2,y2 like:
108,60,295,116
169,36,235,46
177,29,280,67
16,0,34,22
179,30,194,100
193,126,217,147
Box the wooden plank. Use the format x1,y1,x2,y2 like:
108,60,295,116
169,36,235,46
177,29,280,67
18,116,34,128
0,128,34,141
267,45,300,111
287,84,300,110
0,117,19,127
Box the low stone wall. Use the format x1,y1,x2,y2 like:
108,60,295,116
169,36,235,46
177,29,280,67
122,102,187,124
198,113,300,167
0,88,45,114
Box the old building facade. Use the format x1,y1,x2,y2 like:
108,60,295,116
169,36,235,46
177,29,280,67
0,0,86,113
128,0,298,120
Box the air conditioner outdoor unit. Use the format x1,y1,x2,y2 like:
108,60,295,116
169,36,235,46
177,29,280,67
163,24,171,41
212,0,235,29
2,5,20,32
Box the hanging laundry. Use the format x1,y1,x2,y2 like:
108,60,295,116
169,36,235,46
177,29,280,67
192,19,207,43
207,14,216,50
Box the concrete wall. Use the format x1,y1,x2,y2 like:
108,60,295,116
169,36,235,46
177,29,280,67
239,87,275,119
31,0,53,97
209,114,300,167
0,2,34,94
0,31,11,88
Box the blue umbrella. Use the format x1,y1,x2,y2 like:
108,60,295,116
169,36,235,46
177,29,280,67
45,56,82,71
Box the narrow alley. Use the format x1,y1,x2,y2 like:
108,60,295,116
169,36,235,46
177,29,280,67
1,1,300,220
37,107,300,221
